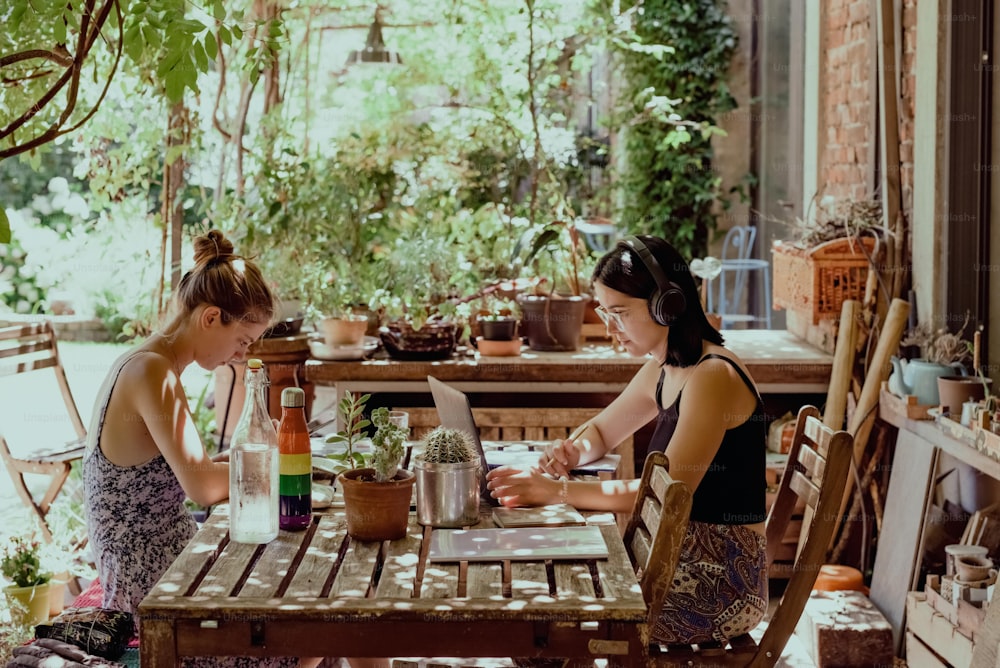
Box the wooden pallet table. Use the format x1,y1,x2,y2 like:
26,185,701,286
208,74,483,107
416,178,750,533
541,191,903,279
139,506,646,667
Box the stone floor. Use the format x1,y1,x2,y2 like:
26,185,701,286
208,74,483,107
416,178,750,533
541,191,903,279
0,340,819,667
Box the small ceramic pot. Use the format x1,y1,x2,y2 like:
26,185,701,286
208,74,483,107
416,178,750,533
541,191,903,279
955,553,993,582
320,315,369,346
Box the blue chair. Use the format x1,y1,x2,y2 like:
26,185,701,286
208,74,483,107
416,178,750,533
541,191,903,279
708,225,772,329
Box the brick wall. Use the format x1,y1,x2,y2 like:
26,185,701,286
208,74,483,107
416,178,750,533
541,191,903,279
820,0,916,212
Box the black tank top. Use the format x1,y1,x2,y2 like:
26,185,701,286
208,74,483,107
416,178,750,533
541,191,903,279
648,353,767,525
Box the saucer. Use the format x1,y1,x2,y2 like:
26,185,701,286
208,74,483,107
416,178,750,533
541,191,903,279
475,337,522,357
308,336,379,361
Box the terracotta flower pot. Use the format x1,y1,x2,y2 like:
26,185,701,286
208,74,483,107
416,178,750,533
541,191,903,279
937,375,991,415
320,315,369,346
338,468,415,541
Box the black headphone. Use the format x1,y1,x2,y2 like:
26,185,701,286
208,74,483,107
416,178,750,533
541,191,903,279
620,236,687,325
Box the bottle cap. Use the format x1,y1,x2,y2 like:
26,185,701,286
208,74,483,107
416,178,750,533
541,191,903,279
247,358,263,370
281,387,305,408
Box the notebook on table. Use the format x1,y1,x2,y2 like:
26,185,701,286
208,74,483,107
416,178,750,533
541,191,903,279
491,503,587,528
428,525,609,562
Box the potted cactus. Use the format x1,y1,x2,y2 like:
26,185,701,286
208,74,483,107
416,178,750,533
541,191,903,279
413,427,482,527
338,406,415,541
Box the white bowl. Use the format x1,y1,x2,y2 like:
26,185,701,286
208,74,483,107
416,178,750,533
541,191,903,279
308,335,379,361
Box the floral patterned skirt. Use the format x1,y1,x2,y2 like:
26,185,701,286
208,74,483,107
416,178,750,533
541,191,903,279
651,521,768,645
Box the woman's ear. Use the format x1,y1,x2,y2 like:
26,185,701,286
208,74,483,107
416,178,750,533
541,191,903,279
200,305,223,328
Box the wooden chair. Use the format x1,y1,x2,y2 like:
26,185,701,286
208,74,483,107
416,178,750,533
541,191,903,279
622,450,693,634
0,321,88,541
646,405,854,667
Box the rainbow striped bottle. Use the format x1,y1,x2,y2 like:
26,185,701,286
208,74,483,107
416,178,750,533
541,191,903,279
277,387,312,530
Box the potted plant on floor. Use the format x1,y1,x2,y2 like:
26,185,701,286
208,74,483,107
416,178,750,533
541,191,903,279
514,220,592,351
331,396,415,541
413,426,481,528
2,535,52,625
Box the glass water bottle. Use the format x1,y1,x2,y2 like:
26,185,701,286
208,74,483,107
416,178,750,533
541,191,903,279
229,358,279,544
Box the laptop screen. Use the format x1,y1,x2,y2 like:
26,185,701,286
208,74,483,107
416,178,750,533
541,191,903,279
426,375,499,506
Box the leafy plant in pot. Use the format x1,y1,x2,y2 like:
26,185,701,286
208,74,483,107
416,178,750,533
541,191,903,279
303,259,378,348
513,220,592,351
472,295,521,356
413,427,481,528
2,535,52,626
373,234,464,360
333,400,415,542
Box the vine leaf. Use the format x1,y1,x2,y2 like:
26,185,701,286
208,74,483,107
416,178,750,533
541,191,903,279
0,208,9,244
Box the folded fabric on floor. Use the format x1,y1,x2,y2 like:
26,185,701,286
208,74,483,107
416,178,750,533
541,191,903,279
35,607,134,659
7,638,126,668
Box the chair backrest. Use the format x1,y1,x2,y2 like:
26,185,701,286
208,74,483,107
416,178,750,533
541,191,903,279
754,404,853,664
722,225,757,263
0,321,87,445
622,451,692,627
717,225,758,316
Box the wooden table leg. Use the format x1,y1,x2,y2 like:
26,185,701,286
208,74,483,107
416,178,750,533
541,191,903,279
139,618,179,668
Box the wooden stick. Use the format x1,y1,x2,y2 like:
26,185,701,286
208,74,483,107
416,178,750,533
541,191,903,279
824,300,860,430
837,298,910,527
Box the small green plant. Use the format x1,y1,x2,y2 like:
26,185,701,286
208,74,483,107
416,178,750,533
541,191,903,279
1,535,50,588
0,599,34,662
370,408,407,482
324,392,372,472
421,427,477,464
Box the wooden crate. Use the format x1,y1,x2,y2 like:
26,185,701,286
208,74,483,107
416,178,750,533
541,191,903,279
923,575,987,640
880,382,935,422
772,236,878,325
906,591,976,667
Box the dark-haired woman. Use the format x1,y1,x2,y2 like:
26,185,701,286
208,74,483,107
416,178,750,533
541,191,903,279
486,234,768,645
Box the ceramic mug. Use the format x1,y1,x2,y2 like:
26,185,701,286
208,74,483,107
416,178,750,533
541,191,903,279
945,544,989,576
955,553,994,582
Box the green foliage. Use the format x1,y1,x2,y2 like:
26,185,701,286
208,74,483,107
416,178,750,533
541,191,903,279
512,220,594,296
607,0,738,259
370,408,407,483
1,535,50,588
324,392,372,472
421,427,477,464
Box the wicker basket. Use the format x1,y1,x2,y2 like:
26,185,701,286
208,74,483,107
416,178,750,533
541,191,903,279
772,236,878,324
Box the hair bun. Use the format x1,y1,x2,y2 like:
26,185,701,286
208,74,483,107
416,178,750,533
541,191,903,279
193,230,235,266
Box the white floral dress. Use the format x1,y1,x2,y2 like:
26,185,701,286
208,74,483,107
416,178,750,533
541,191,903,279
84,352,297,667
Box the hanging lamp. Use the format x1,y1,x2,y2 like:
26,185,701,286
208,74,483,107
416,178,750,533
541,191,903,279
346,11,402,65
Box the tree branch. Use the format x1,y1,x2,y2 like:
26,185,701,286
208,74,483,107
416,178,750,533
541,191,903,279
0,47,74,69
0,0,117,158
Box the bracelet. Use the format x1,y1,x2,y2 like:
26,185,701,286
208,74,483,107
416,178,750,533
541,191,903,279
559,477,569,504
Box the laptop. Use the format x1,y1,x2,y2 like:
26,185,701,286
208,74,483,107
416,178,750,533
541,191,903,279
426,376,621,506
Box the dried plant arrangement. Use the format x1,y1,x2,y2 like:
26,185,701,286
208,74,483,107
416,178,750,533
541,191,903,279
778,195,885,248
900,316,972,366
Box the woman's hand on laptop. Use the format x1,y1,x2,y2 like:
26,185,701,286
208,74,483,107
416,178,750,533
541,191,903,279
537,438,581,479
486,466,561,507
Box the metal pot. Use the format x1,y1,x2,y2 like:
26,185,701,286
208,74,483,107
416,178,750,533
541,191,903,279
413,456,481,527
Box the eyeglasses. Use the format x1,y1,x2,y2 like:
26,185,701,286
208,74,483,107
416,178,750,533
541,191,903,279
594,305,627,330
